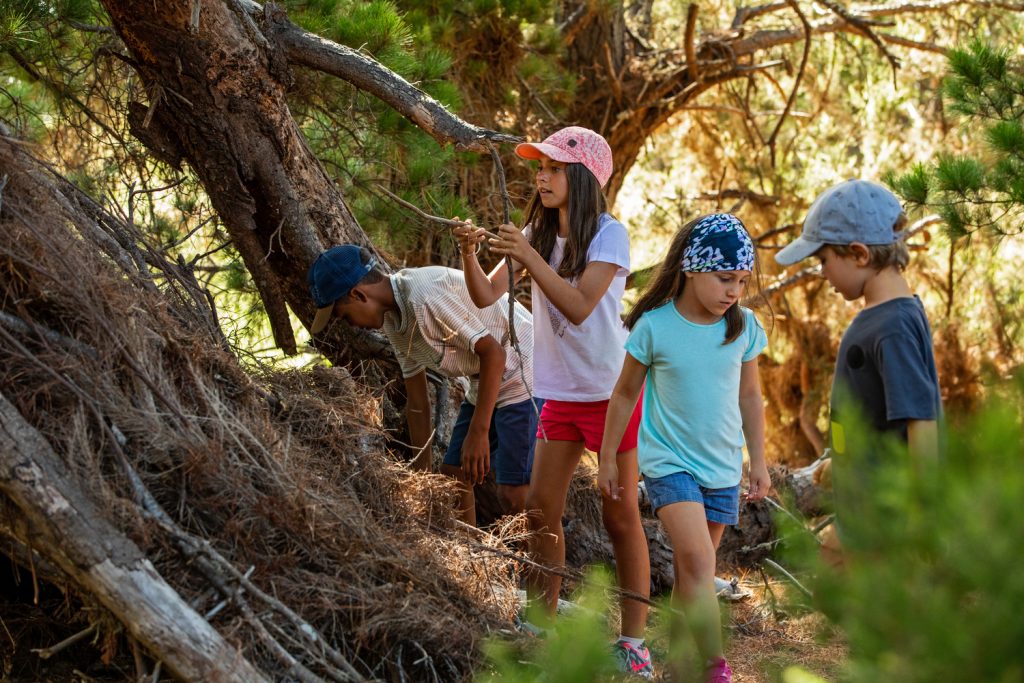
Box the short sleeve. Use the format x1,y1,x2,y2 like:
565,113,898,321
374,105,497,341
420,294,491,358
878,333,939,421
587,216,630,275
742,310,768,362
395,354,425,379
385,331,426,379
623,314,655,366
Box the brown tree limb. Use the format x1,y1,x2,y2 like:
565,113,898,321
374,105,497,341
685,3,700,84
732,2,790,28
603,42,624,102
251,1,520,153
729,1,1024,60
766,0,813,167
879,32,948,53
814,0,902,80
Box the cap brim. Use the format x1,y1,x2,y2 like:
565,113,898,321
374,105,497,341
515,142,578,164
774,236,824,266
309,306,334,335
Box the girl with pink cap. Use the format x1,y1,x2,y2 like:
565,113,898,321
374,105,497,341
455,126,653,677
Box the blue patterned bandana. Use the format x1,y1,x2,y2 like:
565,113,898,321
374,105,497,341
681,213,755,272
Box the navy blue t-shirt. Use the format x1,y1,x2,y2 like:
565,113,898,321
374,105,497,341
830,296,941,446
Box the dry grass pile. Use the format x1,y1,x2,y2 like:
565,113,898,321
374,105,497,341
722,578,846,682
0,136,520,681
761,317,835,466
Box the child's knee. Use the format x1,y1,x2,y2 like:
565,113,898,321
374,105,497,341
601,504,641,539
524,494,559,532
440,463,467,483
673,546,716,581
497,483,528,514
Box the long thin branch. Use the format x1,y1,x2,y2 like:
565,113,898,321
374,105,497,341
879,32,947,54
371,184,473,228
251,1,520,153
766,0,812,166
814,0,901,79
730,1,1024,60
685,3,700,84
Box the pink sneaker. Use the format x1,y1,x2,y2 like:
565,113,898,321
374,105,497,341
705,657,732,683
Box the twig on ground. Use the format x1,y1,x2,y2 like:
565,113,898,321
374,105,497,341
31,625,97,660
763,558,813,598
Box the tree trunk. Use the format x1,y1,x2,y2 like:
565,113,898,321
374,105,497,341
0,393,270,683
101,0,378,360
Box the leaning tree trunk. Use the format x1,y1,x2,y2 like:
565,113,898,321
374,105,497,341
101,0,377,361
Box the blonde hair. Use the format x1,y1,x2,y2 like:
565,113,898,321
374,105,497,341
827,213,910,271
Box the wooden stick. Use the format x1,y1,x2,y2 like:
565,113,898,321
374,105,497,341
766,0,812,166
685,3,700,84
32,625,97,660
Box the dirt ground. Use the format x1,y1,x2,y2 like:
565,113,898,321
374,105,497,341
708,574,845,682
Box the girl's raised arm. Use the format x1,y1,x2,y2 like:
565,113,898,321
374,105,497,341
454,221,525,307
489,222,618,325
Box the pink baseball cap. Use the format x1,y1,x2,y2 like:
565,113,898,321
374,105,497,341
515,126,613,188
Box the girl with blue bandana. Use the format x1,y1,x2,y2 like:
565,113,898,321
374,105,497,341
598,213,769,683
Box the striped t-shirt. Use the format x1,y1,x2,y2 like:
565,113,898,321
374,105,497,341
382,266,534,407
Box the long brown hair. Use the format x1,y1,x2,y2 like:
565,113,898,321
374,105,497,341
524,163,607,279
625,215,763,345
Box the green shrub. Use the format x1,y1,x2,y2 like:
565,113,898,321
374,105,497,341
781,375,1024,682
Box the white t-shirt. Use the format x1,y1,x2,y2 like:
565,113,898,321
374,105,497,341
529,213,630,401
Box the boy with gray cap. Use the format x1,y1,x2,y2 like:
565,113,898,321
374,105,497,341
775,180,941,515
307,245,539,526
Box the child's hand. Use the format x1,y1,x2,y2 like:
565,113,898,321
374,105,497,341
461,426,491,485
452,217,488,257
488,222,532,263
597,454,624,501
745,462,771,501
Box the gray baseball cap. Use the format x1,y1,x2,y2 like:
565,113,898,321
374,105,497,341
775,179,904,266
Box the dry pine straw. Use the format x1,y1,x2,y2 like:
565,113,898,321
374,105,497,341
722,581,846,683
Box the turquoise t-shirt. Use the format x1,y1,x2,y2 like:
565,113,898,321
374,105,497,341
624,303,767,488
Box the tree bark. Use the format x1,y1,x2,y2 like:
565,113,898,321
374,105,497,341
0,393,269,683
101,0,379,359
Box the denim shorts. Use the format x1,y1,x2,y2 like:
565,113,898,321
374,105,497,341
443,398,542,485
643,470,740,525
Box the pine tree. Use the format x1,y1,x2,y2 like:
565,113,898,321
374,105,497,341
889,40,1024,237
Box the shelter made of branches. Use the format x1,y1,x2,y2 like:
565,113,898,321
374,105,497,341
0,132,521,682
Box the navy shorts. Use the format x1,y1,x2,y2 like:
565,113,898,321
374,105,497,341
643,470,740,525
443,398,542,486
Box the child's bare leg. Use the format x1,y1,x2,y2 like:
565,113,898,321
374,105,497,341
523,439,584,623
658,502,723,669
601,447,650,638
440,464,476,526
497,483,528,515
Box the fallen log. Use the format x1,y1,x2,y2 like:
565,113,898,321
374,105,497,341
0,393,270,683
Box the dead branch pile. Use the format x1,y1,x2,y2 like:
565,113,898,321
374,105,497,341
0,134,520,681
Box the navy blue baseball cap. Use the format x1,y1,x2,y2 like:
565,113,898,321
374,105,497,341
307,245,378,334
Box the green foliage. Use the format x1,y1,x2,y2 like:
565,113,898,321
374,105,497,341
780,376,1024,682
480,570,621,682
889,40,1024,236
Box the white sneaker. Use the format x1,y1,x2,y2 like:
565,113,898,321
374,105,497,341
714,576,752,601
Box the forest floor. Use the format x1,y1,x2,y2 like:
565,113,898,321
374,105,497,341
707,574,845,682
724,594,845,681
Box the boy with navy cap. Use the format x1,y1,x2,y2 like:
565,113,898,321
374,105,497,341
776,180,941,530
308,245,538,525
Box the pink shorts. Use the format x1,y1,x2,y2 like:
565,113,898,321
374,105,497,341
536,395,642,453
